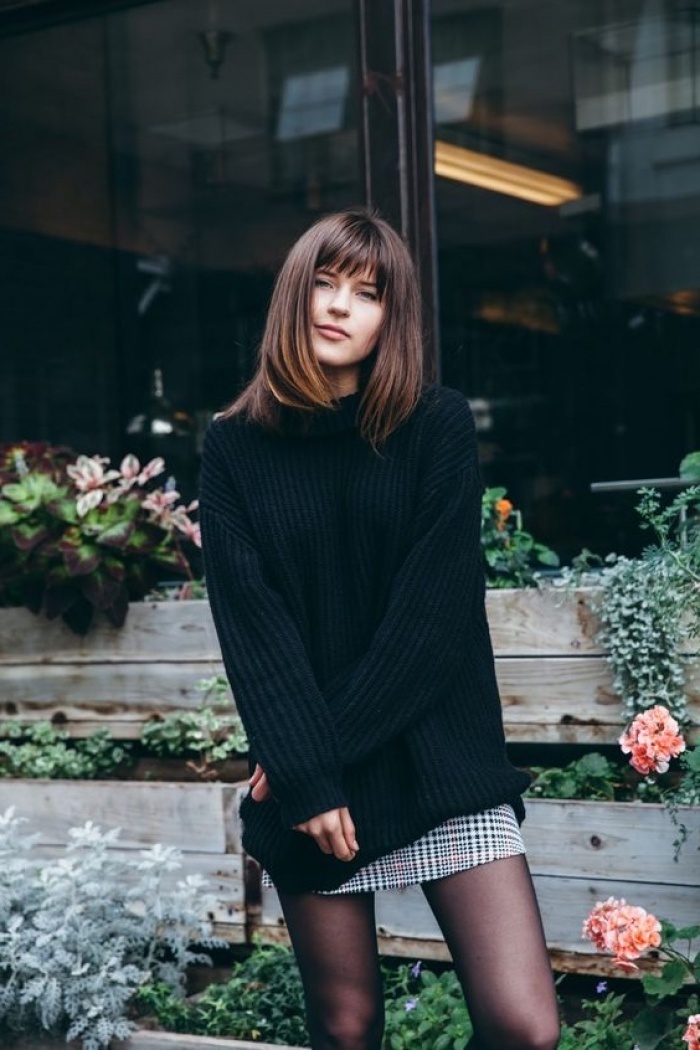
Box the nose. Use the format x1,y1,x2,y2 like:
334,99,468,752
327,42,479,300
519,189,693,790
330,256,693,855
328,285,351,316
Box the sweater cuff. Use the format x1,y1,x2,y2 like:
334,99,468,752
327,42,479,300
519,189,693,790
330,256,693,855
278,773,349,828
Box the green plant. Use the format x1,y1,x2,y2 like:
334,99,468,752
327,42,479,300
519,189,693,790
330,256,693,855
0,807,221,1049
382,960,473,1050
481,486,559,588
0,442,200,634
557,991,634,1050
138,941,308,1045
140,674,248,777
525,752,631,802
553,480,700,724
0,720,132,779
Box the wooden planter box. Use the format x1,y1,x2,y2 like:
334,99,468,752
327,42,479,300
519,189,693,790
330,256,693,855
2,590,698,744
256,798,700,977
0,779,248,945
487,588,700,744
0,601,223,739
5,1034,305,1050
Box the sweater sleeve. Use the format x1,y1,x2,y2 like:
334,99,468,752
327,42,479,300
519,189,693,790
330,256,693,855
199,425,348,828
324,391,486,764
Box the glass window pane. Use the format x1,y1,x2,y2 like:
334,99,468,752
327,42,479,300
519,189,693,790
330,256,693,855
0,0,359,498
431,0,700,558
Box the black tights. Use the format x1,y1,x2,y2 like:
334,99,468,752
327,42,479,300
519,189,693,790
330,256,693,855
278,854,560,1050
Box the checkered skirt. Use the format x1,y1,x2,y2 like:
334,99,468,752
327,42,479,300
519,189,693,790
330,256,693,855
261,803,525,895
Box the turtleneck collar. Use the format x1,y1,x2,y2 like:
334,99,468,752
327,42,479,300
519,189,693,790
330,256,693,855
279,388,363,438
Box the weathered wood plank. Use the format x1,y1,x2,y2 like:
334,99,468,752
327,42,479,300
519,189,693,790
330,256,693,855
125,1033,307,1050
0,780,243,854
259,874,700,961
486,588,603,656
523,800,700,885
0,662,224,722
0,602,221,663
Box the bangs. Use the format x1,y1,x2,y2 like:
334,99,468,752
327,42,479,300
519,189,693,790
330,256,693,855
315,217,389,298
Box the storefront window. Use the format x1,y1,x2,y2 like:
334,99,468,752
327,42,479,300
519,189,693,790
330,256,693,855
431,0,700,557
0,0,359,496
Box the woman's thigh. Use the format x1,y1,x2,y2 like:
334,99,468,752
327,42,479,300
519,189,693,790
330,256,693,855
421,854,560,1050
277,889,384,1050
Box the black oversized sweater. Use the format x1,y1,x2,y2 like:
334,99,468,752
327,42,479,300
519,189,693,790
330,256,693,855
199,382,530,893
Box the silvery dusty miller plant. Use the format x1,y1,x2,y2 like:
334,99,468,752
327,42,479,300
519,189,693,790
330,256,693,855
0,808,221,1049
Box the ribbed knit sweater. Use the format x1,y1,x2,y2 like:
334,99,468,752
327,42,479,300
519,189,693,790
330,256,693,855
199,382,531,893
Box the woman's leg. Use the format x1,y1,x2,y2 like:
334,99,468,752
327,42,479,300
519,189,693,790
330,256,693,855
277,889,384,1050
421,854,560,1050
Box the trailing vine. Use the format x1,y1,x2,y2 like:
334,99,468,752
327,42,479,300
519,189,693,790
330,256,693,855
553,484,700,725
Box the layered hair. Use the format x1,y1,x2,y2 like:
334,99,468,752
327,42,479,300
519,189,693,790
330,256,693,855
220,208,424,449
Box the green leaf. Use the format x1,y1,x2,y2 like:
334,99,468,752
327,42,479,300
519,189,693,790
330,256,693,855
0,500,20,525
641,959,688,1001
679,451,700,480
671,924,700,941
80,571,121,612
125,525,161,555
536,548,560,567
44,496,77,524
631,1006,672,1049
11,521,51,552
96,520,135,550
62,543,101,577
150,545,189,574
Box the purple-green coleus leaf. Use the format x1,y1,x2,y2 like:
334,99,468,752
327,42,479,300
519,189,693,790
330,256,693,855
80,570,122,611
62,543,101,577
96,520,135,550
11,521,52,552
150,545,190,574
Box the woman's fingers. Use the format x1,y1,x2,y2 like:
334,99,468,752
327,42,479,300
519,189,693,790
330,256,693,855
249,764,273,801
340,807,360,853
294,808,358,861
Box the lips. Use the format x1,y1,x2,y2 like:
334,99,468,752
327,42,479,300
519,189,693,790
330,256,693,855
315,324,350,339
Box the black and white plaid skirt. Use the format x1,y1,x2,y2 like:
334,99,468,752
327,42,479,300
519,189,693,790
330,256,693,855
262,803,525,895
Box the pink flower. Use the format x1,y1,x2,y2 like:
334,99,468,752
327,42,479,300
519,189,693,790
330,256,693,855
583,897,661,971
683,1015,700,1050
141,489,180,518
67,455,121,516
619,705,686,775
137,456,165,484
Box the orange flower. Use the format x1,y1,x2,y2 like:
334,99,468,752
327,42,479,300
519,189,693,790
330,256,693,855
683,1015,700,1050
583,898,661,971
494,498,513,530
619,705,686,775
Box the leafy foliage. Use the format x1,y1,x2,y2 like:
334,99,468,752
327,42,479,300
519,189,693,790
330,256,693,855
0,721,132,779
0,808,221,1049
0,442,200,634
554,482,700,723
140,674,248,777
525,752,638,802
481,486,559,589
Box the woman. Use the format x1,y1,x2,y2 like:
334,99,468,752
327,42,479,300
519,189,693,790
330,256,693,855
199,209,560,1050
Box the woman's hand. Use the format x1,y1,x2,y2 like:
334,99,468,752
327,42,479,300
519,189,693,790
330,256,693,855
249,763,272,802
294,807,359,862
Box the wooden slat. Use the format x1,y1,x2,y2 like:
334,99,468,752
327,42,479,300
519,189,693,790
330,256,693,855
0,601,221,664
0,780,243,853
125,1033,307,1050
259,873,700,962
0,661,224,722
486,588,603,656
523,800,700,885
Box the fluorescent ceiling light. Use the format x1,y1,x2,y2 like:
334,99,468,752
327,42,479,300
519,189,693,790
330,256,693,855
434,139,582,206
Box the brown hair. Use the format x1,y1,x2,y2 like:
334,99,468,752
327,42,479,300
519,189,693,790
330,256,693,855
220,208,424,450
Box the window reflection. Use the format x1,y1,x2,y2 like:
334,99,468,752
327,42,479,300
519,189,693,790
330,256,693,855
432,0,700,559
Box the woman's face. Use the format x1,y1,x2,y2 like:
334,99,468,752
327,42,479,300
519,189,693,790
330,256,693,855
310,266,384,397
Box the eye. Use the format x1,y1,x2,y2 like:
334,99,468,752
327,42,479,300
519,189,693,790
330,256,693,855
357,289,378,301
314,276,333,289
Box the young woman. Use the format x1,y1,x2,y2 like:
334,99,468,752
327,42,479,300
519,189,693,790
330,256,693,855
199,209,560,1050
